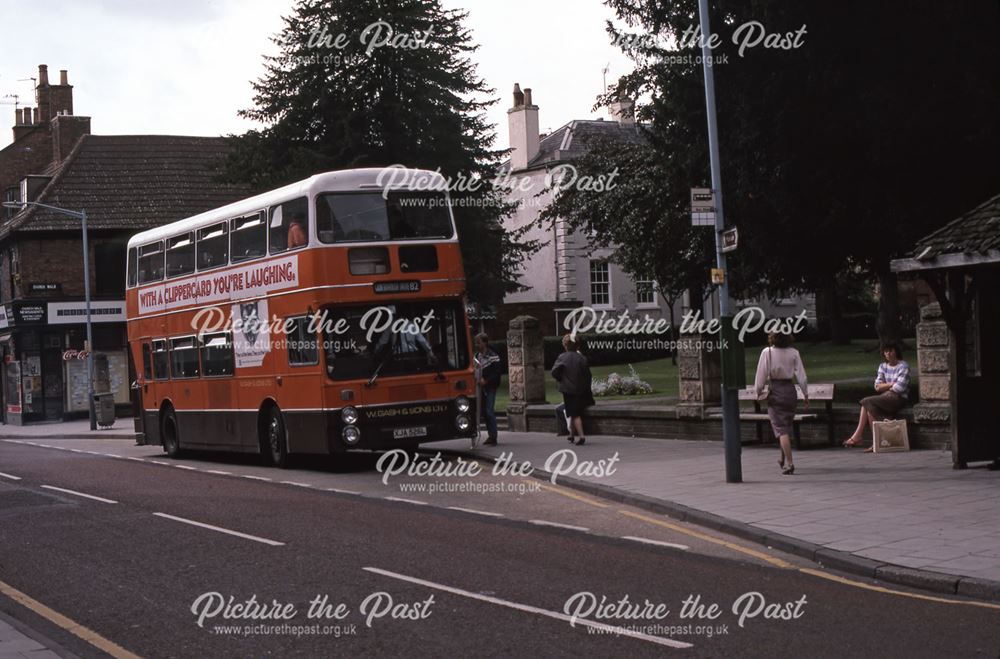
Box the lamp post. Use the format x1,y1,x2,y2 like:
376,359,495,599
696,0,742,482
2,200,96,430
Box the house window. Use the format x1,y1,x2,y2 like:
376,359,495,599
3,188,18,221
589,260,611,307
636,277,656,306
95,243,127,297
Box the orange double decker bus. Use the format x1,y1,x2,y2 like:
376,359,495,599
125,167,477,466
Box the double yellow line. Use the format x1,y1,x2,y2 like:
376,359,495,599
0,579,142,658
536,478,1000,611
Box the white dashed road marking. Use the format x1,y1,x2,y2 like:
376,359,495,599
529,520,589,532
152,512,285,546
40,485,117,504
622,536,690,551
363,567,692,649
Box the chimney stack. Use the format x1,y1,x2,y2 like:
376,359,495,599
608,93,636,125
38,64,49,86
60,70,68,85
507,82,540,171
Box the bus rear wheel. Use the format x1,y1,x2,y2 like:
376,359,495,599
161,408,182,458
264,406,289,469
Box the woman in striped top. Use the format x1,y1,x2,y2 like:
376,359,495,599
843,341,910,449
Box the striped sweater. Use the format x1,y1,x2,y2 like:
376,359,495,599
875,361,910,397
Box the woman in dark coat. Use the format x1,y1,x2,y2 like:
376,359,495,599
551,334,594,446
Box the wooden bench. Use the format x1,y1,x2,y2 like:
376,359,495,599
734,384,835,448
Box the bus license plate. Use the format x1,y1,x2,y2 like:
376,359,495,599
393,426,428,439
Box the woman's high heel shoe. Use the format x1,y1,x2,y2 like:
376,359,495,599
782,465,795,475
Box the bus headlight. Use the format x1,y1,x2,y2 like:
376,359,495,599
342,406,359,425
456,396,471,413
455,414,471,432
342,425,361,445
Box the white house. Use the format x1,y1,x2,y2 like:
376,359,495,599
499,83,815,335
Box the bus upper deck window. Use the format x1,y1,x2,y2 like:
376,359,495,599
137,241,164,284
231,212,267,263
165,232,195,278
269,197,309,254
197,222,229,271
317,192,454,244
126,247,137,288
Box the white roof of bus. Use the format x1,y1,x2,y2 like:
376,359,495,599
127,167,449,248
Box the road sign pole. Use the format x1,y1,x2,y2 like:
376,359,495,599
697,0,741,483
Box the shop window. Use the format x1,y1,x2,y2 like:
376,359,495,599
201,332,234,376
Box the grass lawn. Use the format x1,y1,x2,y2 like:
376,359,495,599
492,339,911,412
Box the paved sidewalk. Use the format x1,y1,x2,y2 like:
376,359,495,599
0,419,136,440
437,431,1000,598
0,614,63,659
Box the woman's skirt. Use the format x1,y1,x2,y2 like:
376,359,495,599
562,392,594,418
860,391,906,421
767,379,797,438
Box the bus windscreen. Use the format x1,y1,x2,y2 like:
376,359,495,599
322,301,469,381
316,191,454,243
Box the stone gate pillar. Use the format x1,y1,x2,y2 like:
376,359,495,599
913,302,952,431
676,332,722,420
506,315,546,431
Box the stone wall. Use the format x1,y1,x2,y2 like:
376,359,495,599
913,302,952,428
505,315,547,431
675,333,722,419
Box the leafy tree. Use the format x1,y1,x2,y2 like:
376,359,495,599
222,0,536,305
567,0,1000,342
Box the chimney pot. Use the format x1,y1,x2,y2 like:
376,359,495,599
33,108,40,124
22,108,31,124
60,70,69,85
512,83,524,108
507,83,540,170
38,64,49,86
14,109,22,126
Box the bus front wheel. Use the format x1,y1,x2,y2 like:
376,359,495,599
263,406,289,469
161,408,182,458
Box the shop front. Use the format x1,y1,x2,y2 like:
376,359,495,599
0,299,131,425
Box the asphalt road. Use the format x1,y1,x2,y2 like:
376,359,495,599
1,438,998,658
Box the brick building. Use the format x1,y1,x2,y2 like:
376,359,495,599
0,64,248,424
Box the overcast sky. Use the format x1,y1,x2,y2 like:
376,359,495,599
0,0,634,151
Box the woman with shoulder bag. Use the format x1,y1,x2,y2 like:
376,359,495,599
753,331,809,475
